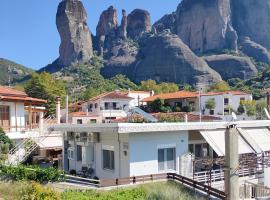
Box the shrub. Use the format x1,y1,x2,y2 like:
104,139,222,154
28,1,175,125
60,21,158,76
0,164,65,183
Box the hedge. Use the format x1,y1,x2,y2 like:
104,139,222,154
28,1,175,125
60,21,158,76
0,164,65,183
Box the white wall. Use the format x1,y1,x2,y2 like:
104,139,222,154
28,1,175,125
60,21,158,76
201,94,252,116
0,101,25,132
94,133,129,179
129,131,188,176
128,92,151,107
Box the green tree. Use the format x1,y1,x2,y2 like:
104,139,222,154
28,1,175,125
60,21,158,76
25,72,67,115
148,98,171,113
238,100,257,116
140,80,158,92
140,79,179,94
210,81,231,92
159,82,179,93
205,98,216,111
256,100,267,119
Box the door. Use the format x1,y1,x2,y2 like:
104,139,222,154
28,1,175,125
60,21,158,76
0,106,10,129
158,148,176,172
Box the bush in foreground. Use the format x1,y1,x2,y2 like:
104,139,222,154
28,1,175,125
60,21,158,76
0,164,65,183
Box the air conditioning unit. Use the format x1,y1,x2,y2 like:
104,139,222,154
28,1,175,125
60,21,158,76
80,132,88,142
67,132,75,140
88,132,100,143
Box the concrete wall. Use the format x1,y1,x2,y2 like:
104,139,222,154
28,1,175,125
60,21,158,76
129,131,188,176
128,92,151,107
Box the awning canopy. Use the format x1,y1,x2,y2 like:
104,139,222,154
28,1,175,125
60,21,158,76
237,128,270,153
36,136,63,150
200,130,255,156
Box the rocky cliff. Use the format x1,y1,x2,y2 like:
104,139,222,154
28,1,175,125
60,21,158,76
204,54,257,80
131,32,222,85
43,0,270,87
175,0,237,54
232,0,270,50
56,0,93,67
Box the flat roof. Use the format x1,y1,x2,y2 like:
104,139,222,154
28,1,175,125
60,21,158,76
50,120,270,134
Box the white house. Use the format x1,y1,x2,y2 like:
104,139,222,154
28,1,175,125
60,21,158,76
0,86,62,164
200,91,253,116
52,120,270,186
69,90,152,124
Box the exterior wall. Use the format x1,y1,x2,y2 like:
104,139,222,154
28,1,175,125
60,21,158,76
128,92,151,107
82,98,131,122
201,94,252,116
129,131,188,176
166,98,199,111
0,101,25,133
95,133,129,179
66,132,130,179
71,116,102,124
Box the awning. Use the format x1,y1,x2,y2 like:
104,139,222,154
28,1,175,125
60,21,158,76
36,136,63,150
237,128,270,153
200,130,255,156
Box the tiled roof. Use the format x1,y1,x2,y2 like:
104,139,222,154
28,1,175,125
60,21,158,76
113,112,221,123
0,86,47,104
143,91,198,102
202,91,249,96
0,86,27,97
89,91,133,102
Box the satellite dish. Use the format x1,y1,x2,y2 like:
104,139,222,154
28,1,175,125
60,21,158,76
231,112,237,121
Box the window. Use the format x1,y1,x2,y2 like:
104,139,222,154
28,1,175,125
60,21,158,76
103,150,114,170
210,109,214,115
95,103,98,109
189,143,209,158
77,119,83,124
77,145,82,161
240,97,245,102
105,102,109,110
67,148,74,160
224,98,229,105
224,108,230,115
0,106,10,127
88,104,93,111
158,148,176,171
90,119,97,124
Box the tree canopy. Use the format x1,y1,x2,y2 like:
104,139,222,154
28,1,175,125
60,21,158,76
140,80,179,94
25,72,67,115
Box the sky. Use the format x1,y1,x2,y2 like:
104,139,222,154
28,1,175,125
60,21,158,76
0,0,180,70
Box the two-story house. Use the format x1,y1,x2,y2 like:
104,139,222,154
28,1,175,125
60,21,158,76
200,91,253,116
69,90,152,124
0,86,62,165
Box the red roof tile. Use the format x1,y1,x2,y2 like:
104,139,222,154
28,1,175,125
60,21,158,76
113,112,221,123
143,91,198,102
0,86,27,97
202,91,249,96
69,112,99,117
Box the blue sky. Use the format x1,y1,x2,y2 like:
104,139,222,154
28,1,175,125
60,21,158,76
0,0,180,70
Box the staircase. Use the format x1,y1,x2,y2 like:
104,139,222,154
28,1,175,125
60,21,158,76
7,116,56,165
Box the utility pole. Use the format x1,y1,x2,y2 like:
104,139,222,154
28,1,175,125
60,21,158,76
224,125,239,200
8,66,11,87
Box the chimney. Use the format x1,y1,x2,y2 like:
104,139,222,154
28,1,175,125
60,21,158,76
56,97,61,124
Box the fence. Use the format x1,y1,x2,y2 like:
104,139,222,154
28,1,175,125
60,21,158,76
193,167,261,184
239,181,270,199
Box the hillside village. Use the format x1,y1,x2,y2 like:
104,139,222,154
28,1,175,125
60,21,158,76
1,0,270,199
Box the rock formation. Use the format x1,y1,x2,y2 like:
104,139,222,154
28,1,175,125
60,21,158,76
153,13,176,34
127,9,151,39
204,54,257,80
232,0,270,50
56,0,93,67
131,32,222,85
240,37,270,65
118,9,128,38
175,0,237,53
96,6,118,37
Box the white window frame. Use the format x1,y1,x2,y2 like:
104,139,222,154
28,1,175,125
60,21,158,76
67,147,74,160
158,147,176,172
102,149,115,171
